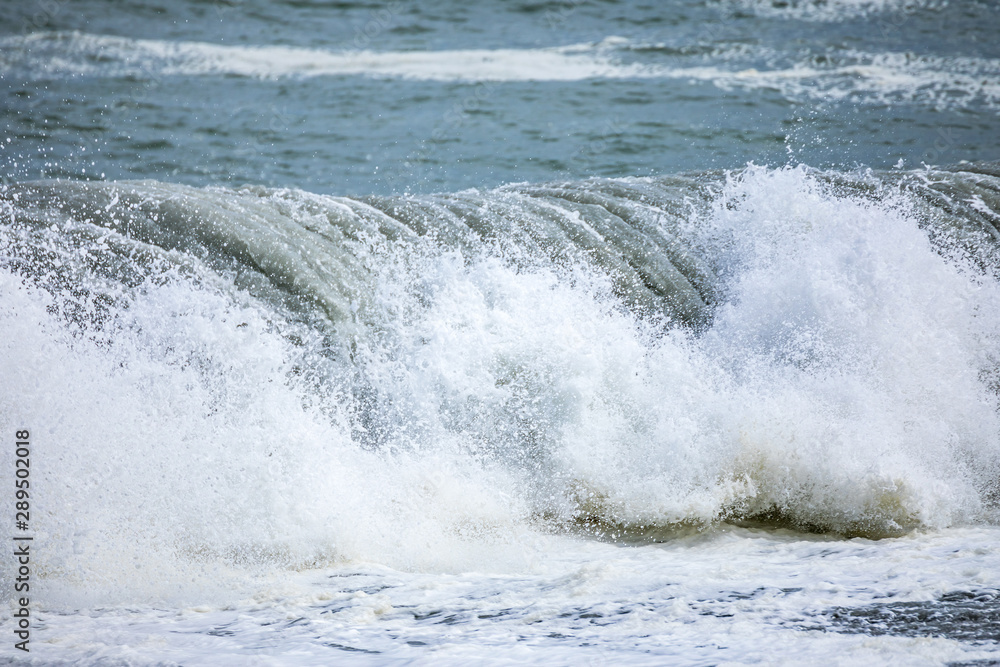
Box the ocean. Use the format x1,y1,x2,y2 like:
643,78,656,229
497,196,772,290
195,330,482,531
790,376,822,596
2,0,1000,664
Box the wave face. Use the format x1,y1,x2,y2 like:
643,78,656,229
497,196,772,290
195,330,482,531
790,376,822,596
3,163,1000,601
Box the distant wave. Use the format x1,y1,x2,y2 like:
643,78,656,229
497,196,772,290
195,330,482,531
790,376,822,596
0,31,654,82
3,31,999,110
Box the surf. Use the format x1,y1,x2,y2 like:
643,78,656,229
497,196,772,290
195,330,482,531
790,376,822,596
2,162,999,604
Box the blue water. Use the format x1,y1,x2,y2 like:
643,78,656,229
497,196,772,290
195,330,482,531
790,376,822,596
3,0,1000,195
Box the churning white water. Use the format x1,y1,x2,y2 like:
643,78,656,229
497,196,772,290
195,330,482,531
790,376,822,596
2,164,1000,664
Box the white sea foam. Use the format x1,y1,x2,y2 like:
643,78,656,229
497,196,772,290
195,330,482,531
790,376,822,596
666,50,1000,110
2,165,1000,664
2,165,999,616
3,32,997,111
15,526,1000,664
0,31,653,82
0,238,538,607
720,0,947,21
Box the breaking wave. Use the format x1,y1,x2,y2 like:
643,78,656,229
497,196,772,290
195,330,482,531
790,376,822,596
2,162,1000,602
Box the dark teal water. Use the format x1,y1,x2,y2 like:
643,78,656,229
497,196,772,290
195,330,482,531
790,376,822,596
3,0,999,195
